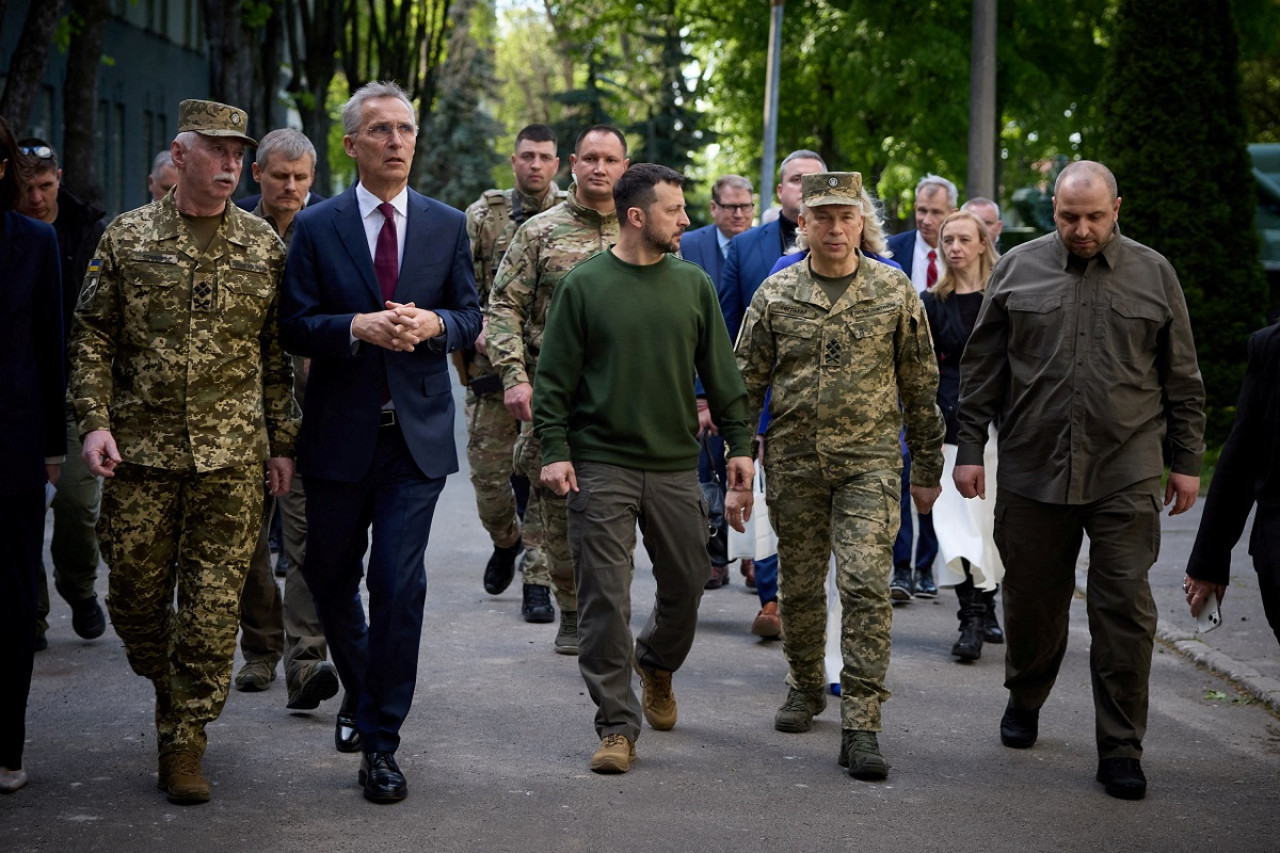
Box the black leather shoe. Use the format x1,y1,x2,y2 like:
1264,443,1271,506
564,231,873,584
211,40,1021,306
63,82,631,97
521,583,555,623
1000,703,1039,748
335,695,362,753
889,568,914,601
359,752,407,803
483,542,522,595
70,595,106,639
1097,757,1146,800
913,570,938,598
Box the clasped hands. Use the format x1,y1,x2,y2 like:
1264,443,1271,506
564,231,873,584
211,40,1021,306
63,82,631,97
353,300,444,352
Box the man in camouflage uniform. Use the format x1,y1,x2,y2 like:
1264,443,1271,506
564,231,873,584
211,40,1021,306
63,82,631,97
68,100,297,805
487,125,628,653
733,172,944,782
462,124,566,623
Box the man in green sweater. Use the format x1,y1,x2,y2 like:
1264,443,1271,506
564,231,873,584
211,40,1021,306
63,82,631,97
533,163,756,774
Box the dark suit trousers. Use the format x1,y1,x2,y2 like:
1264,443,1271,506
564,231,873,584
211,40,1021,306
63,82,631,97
993,478,1161,760
1250,506,1280,646
302,423,445,755
0,486,47,769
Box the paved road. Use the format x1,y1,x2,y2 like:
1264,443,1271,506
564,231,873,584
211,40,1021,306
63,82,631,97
7,388,1279,852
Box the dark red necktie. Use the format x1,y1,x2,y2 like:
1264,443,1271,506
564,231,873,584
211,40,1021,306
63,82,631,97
374,202,398,302
926,249,938,289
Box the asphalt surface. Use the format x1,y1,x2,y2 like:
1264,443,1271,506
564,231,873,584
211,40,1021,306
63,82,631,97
6,386,1279,852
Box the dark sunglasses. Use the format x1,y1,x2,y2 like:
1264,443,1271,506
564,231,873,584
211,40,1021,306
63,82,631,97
20,145,55,160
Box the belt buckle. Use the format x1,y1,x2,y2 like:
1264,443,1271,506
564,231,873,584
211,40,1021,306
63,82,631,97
379,409,398,428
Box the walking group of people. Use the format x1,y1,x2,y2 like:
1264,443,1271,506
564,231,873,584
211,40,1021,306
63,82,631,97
14,74,1278,809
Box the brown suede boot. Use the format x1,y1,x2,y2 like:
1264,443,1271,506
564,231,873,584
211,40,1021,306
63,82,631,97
158,750,211,804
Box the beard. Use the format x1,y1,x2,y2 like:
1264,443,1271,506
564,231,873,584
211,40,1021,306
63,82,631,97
641,219,681,255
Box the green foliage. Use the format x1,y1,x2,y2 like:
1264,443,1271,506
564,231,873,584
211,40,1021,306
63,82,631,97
1098,0,1269,446
416,0,504,209
242,0,274,30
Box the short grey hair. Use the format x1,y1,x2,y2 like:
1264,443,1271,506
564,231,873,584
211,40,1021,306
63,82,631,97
915,173,958,208
256,128,317,169
962,196,1001,219
779,149,827,182
711,174,753,204
342,81,417,137
150,150,174,180
173,131,199,153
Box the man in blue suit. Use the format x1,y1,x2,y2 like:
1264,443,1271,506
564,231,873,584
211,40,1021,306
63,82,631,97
681,174,755,588
280,81,481,804
884,174,957,601
720,150,825,637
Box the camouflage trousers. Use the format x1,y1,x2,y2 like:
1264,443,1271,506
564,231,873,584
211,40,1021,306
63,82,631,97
100,462,262,757
769,468,899,732
465,388,523,550
513,422,576,611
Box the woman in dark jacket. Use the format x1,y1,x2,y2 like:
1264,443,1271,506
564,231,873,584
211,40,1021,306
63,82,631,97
0,114,66,793
921,210,1002,662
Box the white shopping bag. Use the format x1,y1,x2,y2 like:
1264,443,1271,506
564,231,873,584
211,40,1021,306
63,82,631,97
728,471,778,560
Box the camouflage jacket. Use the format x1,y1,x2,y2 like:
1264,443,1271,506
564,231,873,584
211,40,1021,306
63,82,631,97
485,186,619,389
734,252,945,487
68,193,298,472
463,183,566,379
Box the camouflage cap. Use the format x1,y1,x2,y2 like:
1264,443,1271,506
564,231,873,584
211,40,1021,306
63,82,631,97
802,172,864,208
177,99,257,146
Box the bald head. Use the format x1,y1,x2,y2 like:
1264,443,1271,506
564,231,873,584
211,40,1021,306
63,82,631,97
1054,160,1118,203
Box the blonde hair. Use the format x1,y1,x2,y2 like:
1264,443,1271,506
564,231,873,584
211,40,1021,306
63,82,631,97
932,210,999,300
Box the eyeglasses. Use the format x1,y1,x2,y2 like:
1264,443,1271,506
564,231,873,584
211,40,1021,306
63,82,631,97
20,145,55,160
361,123,416,140
714,202,754,214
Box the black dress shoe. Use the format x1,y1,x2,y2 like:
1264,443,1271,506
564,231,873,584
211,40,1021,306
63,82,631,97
335,696,362,753
999,702,1039,748
1096,756,1146,800
359,752,407,803
483,542,522,595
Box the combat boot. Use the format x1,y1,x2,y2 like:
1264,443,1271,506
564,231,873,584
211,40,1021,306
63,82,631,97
158,750,211,804
521,583,555,623
839,730,889,780
554,610,579,655
774,686,827,732
951,585,985,661
634,661,677,730
982,588,1004,643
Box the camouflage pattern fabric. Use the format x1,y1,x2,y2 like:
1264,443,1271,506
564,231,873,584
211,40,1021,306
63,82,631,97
735,253,944,730
101,462,263,757
68,193,297,470
485,185,619,389
771,468,898,730
513,422,575,611
462,184,564,554
176,98,256,145
484,186,618,609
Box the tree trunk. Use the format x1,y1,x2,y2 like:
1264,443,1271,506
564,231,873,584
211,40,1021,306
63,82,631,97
200,0,255,110
0,0,67,129
61,0,110,210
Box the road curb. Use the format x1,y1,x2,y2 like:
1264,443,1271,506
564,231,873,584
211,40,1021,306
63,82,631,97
1157,619,1280,716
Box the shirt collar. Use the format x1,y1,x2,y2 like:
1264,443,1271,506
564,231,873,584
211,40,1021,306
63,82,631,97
355,182,409,220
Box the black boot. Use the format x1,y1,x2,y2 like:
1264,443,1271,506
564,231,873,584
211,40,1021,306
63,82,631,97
951,579,985,661
890,566,914,601
982,587,1004,643
914,565,938,598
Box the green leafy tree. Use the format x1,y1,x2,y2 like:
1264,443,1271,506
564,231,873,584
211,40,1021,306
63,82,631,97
1098,0,1268,444
416,0,503,209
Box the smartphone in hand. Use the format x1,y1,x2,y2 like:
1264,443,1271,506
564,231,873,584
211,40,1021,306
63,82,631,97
1197,591,1222,633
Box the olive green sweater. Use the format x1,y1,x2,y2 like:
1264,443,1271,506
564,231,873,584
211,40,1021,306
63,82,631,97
532,249,753,471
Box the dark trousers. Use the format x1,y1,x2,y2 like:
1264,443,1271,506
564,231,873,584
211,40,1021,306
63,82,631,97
893,446,937,572
568,462,710,742
0,487,45,769
302,424,445,755
1249,505,1280,647
994,478,1161,759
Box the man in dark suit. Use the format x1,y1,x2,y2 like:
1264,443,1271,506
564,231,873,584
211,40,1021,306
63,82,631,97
0,118,66,793
280,81,481,804
885,174,958,602
719,151,824,636
680,174,755,589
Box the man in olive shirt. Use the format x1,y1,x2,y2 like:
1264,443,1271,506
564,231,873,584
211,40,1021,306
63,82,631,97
953,160,1205,801
534,164,754,775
